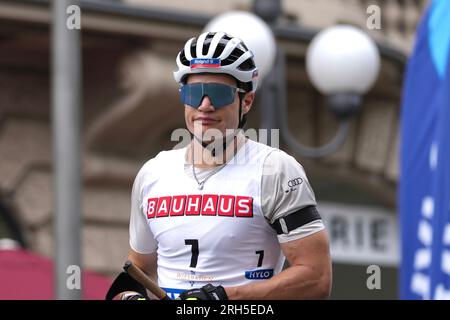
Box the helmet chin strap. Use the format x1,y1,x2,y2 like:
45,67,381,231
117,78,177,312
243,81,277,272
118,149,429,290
237,91,247,129
193,92,246,157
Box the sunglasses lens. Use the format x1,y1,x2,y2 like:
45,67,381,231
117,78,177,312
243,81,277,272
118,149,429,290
180,83,203,107
180,83,237,108
206,83,236,108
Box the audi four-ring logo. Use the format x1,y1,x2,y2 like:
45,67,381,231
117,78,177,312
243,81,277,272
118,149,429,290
287,177,303,188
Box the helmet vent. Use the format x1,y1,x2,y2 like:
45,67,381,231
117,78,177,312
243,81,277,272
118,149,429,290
221,48,244,66
212,43,225,58
202,33,215,56
190,38,197,59
180,50,189,66
237,58,256,71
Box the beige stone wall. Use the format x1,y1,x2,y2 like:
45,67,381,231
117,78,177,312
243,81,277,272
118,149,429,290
283,0,428,53
127,0,252,14
127,0,428,53
0,117,142,275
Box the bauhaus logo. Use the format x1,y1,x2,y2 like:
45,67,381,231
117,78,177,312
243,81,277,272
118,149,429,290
147,194,253,218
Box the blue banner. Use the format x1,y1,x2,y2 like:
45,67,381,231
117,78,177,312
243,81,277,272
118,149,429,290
400,0,450,299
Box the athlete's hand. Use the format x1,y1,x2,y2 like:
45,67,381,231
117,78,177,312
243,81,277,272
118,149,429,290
178,284,228,300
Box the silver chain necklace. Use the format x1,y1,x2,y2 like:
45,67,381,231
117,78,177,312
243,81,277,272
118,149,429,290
191,145,227,190
191,163,226,190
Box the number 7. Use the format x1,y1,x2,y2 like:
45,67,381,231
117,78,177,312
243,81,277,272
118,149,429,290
185,239,199,268
256,250,264,267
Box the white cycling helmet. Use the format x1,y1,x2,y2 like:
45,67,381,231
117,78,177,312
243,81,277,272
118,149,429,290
174,31,259,92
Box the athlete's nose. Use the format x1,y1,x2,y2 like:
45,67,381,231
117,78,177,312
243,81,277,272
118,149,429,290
197,95,215,112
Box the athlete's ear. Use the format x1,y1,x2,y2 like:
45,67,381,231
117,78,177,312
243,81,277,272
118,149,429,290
242,92,255,115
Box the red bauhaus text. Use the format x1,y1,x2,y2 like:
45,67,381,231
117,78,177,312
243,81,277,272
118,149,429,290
147,195,254,218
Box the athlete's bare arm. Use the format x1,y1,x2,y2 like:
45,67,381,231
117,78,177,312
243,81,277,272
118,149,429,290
124,249,158,299
224,229,332,300
127,249,158,282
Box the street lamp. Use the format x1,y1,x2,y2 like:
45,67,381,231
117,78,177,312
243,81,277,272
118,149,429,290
274,24,381,158
297,25,381,157
307,25,381,119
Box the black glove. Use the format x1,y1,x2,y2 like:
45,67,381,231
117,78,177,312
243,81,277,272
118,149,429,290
178,284,228,300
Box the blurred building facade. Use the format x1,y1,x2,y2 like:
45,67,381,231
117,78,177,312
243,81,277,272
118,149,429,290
0,0,428,298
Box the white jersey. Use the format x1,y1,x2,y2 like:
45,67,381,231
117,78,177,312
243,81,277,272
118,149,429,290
129,138,323,299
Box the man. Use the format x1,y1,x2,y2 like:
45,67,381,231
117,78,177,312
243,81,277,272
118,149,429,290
107,31,332,300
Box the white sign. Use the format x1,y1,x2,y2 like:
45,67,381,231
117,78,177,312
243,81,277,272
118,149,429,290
319,202,399,267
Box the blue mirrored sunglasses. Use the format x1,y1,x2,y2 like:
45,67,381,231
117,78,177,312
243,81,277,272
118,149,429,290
179,83,245,108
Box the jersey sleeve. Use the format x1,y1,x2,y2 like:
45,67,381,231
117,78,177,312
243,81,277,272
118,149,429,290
129,161,158,254
261,150,324,243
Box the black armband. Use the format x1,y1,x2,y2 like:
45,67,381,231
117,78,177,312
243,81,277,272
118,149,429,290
270,205,321,235
105,271,149,300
